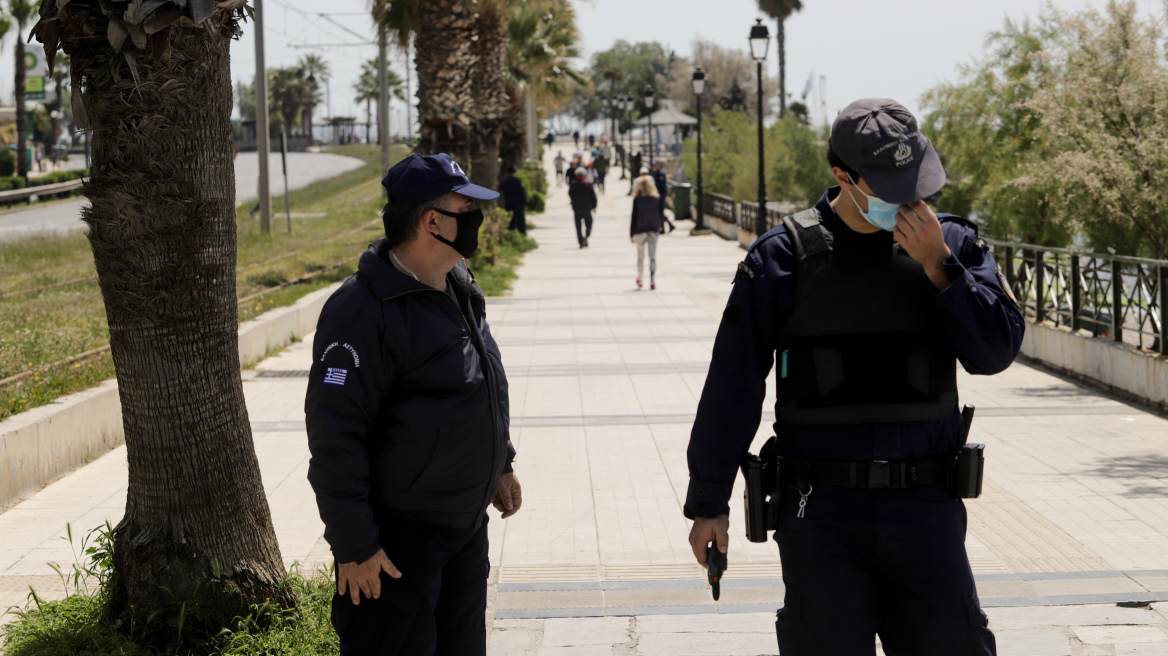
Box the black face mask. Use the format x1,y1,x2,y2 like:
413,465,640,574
431,207,484,259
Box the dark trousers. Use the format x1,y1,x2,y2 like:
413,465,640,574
774,484,996,656
508,209,526,234
573,212,593,245
331,514,490,656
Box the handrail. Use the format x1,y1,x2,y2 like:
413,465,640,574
0,178,85,203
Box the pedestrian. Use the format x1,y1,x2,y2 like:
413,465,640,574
306,152,523,656
573,130,580,148
499,165,528,235
566,154,583,186
568,166,597,249
652,160,675,233
684,99,1025,656
587,133,595,148
544,131,555,151
629,174,663,290
628,152,643,194
553,151,566,188
593,150,608,193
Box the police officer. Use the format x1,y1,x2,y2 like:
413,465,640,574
306,153,522,656
685,99,1025,655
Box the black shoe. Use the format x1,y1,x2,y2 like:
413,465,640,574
579,242,585,249
583,237,589,247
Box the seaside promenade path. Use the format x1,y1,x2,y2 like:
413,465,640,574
3,143,1168,654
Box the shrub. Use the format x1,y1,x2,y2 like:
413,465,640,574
527,190,545,214
0,175,26,191
517,160,547,196
0,147,15,176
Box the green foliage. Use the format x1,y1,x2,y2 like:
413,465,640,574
527,190,545,214
578,40,669,125
0,173,26,190
0,146,15,176
513,160,548,214
681,108,834,208
28,169,88,186
468,208,538,296
1,523,340,656
506,0,587,106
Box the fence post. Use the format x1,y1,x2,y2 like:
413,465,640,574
1112,258,1123,343
1005,246,1014,291
1034,249,1045,323
1159,264,1167,354
1071,254,1081,333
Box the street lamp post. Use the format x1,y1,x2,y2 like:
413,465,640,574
692,67,707,234
749,18,770,237
623,94,634,178
644,86,655,168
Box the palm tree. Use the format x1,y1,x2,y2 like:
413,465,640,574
298,53,329,139
30,0,292,628
10,0,34,179
757,0,802,119
355,58,403,144
269,66,310,138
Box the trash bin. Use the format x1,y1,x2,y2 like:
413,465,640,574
668,182,692,221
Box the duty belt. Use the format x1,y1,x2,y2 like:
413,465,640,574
790,457,950,490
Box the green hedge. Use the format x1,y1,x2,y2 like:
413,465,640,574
515,161,548,214
0,176,26,191
29,168,89,187
528,190,545,213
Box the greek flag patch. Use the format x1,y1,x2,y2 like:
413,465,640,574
323,367,348,386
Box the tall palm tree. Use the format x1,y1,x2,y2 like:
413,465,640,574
355,58,403,144
269,66,311,137
468,0,513,187
298,53,329,138
30,0,292,628
757,0,802,119
10,0,34,179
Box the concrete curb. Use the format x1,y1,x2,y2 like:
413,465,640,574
0,281,342,510
1021,322,1168,414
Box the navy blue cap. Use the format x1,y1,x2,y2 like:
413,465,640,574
830,98,946,205
381,153,500,205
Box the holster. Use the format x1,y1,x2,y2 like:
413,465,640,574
742,437,785,543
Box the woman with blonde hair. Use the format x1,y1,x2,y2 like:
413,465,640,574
630,174,664,289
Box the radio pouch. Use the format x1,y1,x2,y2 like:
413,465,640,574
954,443,985,499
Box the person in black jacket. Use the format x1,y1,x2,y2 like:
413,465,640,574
498,166,528,234
306,153,522,656
629,174,664,289
568,166,597,248
652,160,675,233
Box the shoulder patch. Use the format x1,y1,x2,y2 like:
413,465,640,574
736,259,755,282
996,267,1021,308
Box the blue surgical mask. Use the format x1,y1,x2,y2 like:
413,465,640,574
846,175,900,231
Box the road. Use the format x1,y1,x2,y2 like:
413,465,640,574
0,151,365,242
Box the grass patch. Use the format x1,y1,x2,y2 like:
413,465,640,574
1,524,340,656
0,145,409,420
470,227,539,296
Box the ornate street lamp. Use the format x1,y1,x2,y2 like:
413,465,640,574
749,18,770,236
692,67,707,233
644,85,655,165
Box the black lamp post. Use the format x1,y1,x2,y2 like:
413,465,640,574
644,85,655,165
620,94,631,179
749,18,770,236
692,67,707,233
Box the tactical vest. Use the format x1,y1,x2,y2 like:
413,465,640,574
775,209,958,425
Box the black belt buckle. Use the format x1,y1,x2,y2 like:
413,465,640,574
869,461,890,489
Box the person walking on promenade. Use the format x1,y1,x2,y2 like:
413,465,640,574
554,151,566,187
630,174,664,290
499,165,528,234
306,153,523,656
684,99,1024,655
588,133,595,149
628,152,643,194
573,130,580,148
652,160,675,233
568,166,597,248
594,148,609,193
544,131,555,151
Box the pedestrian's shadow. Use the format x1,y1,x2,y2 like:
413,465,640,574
1086,455,1168,497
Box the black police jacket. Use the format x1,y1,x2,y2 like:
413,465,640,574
305,239,515,564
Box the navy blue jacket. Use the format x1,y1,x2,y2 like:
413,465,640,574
653,169,668,198
684,187,1026,519
306,239,516,563
499,175,527,212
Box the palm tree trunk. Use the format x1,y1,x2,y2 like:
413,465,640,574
71,19,290,625
468,4,509,189
415,0,476,162
366,99,372,144
15,39,28,179
777,17,786,119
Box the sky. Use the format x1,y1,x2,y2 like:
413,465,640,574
0,0,1163,134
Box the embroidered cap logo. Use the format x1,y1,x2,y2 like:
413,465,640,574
894,142,913,166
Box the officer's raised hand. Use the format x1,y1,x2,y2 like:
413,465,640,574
689,514,730,568
338,548,401,605
894,200,952,291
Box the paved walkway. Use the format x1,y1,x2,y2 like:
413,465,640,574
3,144,1168,654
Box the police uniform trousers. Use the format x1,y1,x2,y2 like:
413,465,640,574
773,483,996,655
573,212,593,245
331,513,489,656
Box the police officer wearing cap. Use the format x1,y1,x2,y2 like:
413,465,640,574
306,153,522,655
685,99,1025,654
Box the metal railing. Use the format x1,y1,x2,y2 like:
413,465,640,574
739,200,760,233
986,239,1167,354
702,192,736,225
0,178,85,207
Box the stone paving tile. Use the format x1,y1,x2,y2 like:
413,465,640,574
542,616,630,646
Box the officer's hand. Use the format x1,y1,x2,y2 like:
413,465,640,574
689,514,730,569
337,548,400,606
894,200,952,290
493,472,523,519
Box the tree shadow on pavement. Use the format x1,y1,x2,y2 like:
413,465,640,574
1009,384,1097,399
1086,455,1168,497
